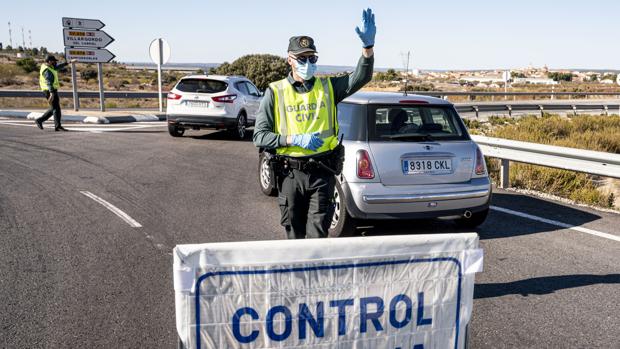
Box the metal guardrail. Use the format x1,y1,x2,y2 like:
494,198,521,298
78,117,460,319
0,90,161,99
471,135,620,188
455,103,620,116
415,91,620,97
2,90,619,115
2,89,620,99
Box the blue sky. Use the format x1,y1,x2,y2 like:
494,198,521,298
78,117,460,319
2,0,619,69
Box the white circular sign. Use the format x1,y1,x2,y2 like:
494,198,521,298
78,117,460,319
149,38,171,65
502,70,510,82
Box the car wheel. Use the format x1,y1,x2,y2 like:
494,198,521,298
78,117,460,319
329,180,356,237
230,112,247,140
168,124,185,137
258,152,277,197
454,208,489,229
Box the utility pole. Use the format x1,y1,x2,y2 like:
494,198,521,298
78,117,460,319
21,26,25,48
400,50,411,96
28,29,32,48
7,22,12,48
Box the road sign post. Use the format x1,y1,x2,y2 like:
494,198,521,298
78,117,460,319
71,62,79,110
149,38,171,112
62,17,115,112
97,63,105,112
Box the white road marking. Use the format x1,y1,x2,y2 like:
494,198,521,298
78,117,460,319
0,120,165,132
491,205,620,242
80,191,142,228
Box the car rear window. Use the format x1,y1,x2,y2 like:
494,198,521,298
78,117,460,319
175,79,227,93
369,105,468,142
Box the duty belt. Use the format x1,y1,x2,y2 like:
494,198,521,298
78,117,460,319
283,154,337,174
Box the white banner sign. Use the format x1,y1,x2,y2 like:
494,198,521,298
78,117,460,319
174,234,482,349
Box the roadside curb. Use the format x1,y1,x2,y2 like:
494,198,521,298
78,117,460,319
0,110,165,124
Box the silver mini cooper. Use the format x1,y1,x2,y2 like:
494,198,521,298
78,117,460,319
258,92,491,236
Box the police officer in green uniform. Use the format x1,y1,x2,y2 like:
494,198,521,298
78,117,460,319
35,55,75,131
253,8,376,239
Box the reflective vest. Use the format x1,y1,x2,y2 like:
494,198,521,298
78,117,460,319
39,63,59,91
271,77,338,157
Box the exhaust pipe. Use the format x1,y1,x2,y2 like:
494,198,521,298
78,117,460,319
463,210,472,219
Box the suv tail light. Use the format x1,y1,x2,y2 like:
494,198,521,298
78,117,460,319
475,147,486,176
167,92,182,100
357,150,375,179
212,94,237,103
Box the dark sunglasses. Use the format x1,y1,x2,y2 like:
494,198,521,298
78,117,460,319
292,55,319,64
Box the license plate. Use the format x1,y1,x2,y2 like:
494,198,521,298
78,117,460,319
402,158,452,175
186,101,209,108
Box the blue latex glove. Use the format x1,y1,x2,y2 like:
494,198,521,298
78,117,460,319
355,8,376,48
291,132,324,151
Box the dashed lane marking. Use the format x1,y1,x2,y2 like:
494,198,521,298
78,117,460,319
80,191,142,228
491,205,620,242
0,120,165,132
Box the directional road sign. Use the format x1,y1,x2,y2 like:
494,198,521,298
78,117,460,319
65,48,115,63
63,28,114,48
62,17,105,30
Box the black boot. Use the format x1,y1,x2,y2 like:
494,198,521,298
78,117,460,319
55,126,68,131
35,119,43,130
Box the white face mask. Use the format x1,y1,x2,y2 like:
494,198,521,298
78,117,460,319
294,60,317,80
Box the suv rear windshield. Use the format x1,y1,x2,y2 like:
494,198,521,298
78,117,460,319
175,79,228,94
369,105,468,142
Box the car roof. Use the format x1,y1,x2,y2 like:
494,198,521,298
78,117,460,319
342,91,452,105
180,74,247,81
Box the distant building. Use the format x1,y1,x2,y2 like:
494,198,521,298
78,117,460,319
513,77,558,85
461,76,505,83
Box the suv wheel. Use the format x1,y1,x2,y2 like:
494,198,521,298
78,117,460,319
258,152,277,196
454,208,489,228
329,180,355,237
168,124,185,137
230,112,247,140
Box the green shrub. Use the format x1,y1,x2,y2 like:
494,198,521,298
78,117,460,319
211,54,289,91
81,68,98,81
16,58,38,73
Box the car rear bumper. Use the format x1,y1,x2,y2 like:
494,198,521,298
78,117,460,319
167,114,236,128
342,177,492,219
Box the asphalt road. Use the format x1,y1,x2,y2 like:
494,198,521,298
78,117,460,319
0,119,618,348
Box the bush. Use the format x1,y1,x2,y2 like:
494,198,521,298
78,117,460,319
374,69,400,81
81,68,98,81
16,58,38,73
211,54,289,90
481,114,620,208
547,72,572,82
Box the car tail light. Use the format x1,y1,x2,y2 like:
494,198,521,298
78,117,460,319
475,147,486,176
167,92,182,100
357,150,375,179
212,94,237,103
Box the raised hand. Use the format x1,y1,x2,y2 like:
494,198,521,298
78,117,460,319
355,8,376,48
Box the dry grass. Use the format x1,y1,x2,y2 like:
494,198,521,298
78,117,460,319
466,114,620,208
